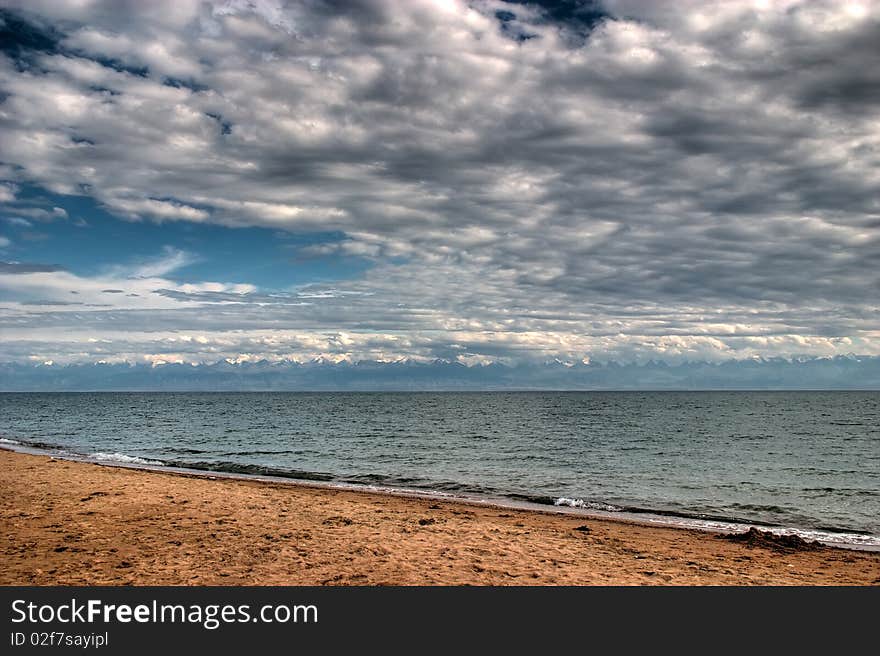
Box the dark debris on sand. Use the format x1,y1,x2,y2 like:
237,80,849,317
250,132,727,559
720,527,825,553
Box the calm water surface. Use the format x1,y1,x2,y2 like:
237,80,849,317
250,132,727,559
1,392,877,545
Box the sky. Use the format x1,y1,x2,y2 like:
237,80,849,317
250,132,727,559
0,0,878,369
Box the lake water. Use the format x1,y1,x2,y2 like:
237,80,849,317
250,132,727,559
1,391,878,548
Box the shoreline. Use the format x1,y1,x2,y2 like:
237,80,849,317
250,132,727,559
2,448,879,585
2,442,877,552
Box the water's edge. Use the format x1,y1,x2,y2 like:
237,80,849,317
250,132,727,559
4,441,877,552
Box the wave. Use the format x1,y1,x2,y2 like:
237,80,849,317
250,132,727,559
554,497,624,512
161,447,210,455
3,438,877,549
89,452,164,466
218,450,307,456
9,438,66,451
163,459,336,482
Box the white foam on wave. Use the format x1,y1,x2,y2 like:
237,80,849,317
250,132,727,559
0,438,20,444
554,497,623,512
90,452,164,466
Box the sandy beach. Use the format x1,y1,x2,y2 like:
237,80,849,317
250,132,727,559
1,449,878,585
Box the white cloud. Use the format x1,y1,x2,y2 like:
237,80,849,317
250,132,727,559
107,198,210,223
0,183,17,202
0,206,68,222
126,246,199,278
0,1,878,364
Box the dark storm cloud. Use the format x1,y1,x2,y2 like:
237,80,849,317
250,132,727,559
0,0,878,364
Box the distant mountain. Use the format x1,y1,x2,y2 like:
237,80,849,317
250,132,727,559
1,355,879,391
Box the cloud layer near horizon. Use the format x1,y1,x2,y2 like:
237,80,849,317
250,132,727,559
0,0,879,365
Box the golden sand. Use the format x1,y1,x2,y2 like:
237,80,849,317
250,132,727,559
2,449,878,585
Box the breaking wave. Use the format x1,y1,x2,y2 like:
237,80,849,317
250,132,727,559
554,497,624,512
89,452,164,466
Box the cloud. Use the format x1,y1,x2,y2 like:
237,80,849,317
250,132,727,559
0,261,64,273
0,206,68,222
107,198,209,223
4,217,32,228
0,183,17,202
124,246,199,278
0,1,878,366
0,249,253,331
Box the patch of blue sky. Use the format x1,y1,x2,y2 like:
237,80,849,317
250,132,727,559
0,185,372,290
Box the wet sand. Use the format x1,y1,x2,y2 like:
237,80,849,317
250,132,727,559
1,449,878,585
